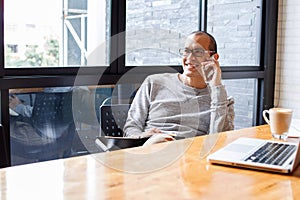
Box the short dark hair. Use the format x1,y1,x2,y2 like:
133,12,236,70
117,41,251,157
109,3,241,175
189,31,217,54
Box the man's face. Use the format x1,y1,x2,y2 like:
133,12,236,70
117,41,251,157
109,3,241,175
182,34,212,78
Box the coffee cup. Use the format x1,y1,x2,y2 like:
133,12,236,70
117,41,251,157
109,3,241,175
262,108,293,140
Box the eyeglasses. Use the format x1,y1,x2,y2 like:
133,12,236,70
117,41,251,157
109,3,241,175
178,48,215,57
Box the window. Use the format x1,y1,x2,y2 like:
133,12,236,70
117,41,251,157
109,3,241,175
125,0,200,66
0,0,278,167
223,79,257,129
9,85,114,165
4,0,111,68
207,0,262,66
206,0,263,129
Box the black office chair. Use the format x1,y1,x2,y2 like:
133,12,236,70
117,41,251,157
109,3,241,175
99,104,131,137
96,103,149,151
10,91,76,164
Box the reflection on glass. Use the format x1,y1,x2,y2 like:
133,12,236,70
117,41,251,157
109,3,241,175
125,0,200,66
207,0,262,66
9,85,115,166
223,79,256,129
4,0,110,67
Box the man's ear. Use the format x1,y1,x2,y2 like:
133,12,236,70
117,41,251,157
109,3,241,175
212,53,219,60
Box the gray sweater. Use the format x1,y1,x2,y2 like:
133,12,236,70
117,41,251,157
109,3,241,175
124,73,234,138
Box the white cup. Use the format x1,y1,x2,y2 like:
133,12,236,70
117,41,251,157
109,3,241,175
263,108,293,140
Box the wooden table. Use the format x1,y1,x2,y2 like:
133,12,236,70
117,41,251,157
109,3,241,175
1,125,300,199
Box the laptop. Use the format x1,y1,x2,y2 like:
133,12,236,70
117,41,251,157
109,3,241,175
207,137,300,173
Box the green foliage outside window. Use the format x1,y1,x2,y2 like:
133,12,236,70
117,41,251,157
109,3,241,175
5,37,59,67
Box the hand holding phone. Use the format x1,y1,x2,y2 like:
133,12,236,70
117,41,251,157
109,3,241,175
200,56,222,86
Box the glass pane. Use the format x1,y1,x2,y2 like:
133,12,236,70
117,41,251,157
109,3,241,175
207,0,262,66
9,85,116,166
223,79,256,129
4,0,110,68
125,0,200,66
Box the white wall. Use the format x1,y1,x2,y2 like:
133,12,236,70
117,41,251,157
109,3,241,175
275,0,300,119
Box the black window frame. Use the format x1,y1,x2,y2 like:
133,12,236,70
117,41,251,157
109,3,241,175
0,0,278,167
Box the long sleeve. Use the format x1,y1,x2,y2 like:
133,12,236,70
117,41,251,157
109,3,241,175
123,78,151,137
123,73,234,138
209,85,234,134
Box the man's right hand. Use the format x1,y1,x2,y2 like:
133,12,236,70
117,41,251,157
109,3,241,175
140,127,162,138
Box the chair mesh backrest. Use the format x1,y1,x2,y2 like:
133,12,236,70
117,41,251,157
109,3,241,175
31,92,74,138
99,104,130,137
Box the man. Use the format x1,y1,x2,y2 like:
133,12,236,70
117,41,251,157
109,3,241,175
123,31,234,142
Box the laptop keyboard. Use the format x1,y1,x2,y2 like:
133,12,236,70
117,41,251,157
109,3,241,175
245,142,297,166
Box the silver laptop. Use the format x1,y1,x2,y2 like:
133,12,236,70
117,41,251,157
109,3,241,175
207,137,300,173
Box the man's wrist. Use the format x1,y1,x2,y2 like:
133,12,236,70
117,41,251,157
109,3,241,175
210,85,227,103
